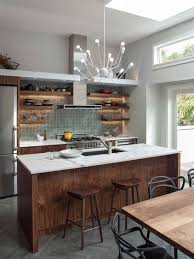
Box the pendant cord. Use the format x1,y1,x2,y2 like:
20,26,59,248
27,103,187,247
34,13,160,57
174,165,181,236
104,4,106,68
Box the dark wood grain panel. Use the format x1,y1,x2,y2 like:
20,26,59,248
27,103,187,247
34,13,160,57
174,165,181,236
19,145,66,155
17,162,38,252
17,153,180,252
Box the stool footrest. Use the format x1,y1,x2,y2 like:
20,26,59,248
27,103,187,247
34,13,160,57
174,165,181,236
84,226,100,233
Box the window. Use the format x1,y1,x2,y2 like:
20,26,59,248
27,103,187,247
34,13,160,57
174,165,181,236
154,35,194,66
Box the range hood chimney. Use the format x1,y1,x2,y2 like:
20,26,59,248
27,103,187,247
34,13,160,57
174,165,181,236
65,34,101,110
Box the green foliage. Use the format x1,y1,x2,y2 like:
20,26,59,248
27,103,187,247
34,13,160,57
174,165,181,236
178,94,194,126
160,43,194,63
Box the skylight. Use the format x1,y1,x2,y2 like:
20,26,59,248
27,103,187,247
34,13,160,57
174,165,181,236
106,0,194,21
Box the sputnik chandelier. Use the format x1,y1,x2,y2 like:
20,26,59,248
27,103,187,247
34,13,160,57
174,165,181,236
74,5,134,81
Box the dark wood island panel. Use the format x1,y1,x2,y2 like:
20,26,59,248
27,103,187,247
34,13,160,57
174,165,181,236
17,153,180,252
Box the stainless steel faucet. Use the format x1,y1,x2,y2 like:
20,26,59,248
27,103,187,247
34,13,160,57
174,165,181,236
99,138,112,154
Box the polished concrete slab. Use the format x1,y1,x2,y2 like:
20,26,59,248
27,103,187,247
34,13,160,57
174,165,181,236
0,197,189,259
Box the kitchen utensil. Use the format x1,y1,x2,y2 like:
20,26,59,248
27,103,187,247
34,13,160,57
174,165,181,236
37,134,44,142
60,149,82,158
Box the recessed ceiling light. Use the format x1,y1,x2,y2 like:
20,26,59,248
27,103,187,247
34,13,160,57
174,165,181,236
106,0,194,21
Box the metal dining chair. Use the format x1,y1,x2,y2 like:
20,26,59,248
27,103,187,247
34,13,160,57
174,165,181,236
111,213,174,259
187,169,194,187
147,175,186,259
148,176,185,199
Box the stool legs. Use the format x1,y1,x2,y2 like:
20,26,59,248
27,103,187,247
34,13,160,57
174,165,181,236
63,197,71,239
90,196,95,228
108,186,116,224
135,186,140,202
108,184,141,230
63,194,103,250
94,195,103,243
81,198,86,250
125,189,129,230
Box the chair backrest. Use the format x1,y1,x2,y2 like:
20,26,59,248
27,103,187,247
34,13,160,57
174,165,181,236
188,169,194,187
111,213,170,259
111,213,146,259
148,176,185,199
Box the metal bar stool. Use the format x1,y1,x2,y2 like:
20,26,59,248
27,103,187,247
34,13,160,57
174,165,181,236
63,186,103,250
108,177,141,230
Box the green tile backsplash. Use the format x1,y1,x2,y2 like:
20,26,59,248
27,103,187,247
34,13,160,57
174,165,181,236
20,109,121,140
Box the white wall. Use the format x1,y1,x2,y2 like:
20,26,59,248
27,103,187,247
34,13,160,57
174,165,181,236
124,18,194,146
0,28,69,73
0,28,117,74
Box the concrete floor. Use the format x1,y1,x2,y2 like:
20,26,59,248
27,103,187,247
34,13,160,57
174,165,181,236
0,197,190,259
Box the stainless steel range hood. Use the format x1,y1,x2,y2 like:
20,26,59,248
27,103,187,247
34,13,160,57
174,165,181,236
66,34,101,110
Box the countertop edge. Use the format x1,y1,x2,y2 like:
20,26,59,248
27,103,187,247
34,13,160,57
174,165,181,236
17,145,180,175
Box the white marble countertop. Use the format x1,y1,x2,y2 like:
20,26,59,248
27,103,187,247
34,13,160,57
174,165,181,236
17,144,180,175
20,139,65,148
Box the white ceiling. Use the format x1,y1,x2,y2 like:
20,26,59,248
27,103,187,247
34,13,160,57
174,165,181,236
0,0,194,46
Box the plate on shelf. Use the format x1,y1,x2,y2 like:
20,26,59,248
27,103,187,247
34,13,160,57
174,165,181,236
60,150,82,158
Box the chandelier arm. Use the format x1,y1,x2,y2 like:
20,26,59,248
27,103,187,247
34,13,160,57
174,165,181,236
117,64,133,79
86,60,99,69
97,45,103,68
104,5,106,68
112,53,124,69
88,55,95,67
106,57,110,69
77,70,91,81
114,48,121,65
83,63,93,79
76,47,92,66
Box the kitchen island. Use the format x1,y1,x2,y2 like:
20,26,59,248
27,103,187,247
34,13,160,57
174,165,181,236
17,144,180,252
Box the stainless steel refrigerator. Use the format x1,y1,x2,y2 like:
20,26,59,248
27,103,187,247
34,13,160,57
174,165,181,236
0,86,17,198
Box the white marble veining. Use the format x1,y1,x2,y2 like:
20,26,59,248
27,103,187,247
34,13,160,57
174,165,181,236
20,139,65,148
17,144,180,175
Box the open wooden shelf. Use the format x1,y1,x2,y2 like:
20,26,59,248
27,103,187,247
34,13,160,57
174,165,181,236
98,106,129,111
20,90,72,97
88,93,129,99
19,120,47,125
20,105,54,111
101,118,130,122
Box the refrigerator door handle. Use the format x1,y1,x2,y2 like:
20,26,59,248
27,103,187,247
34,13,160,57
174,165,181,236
12,126,18,152
13,157,17,176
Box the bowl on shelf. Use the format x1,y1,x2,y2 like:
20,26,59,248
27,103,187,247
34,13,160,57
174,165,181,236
100,88,112,94
60,150,82,158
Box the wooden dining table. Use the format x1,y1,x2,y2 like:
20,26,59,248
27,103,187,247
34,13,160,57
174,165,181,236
122,188,194,258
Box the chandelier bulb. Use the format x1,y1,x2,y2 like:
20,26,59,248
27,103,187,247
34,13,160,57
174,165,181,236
108,53,112,58
74,67,80,72
86,50,91,55
129,62,134,67
110,57,114,63
121,42,125,47
76,45,81,50
121,47,126,54
80,58,85,64
119,68,125,74
95,39,100,45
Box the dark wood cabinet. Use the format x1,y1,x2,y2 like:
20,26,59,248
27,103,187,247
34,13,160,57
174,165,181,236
19,145,66,155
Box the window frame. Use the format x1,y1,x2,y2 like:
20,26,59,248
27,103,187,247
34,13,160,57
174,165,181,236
153,33,194,69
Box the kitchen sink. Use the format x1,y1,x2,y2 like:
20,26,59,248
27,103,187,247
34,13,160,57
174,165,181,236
82,149,125,156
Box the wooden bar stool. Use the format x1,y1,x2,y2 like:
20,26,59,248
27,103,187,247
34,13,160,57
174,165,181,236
108,177,141,230
63,186,103,250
